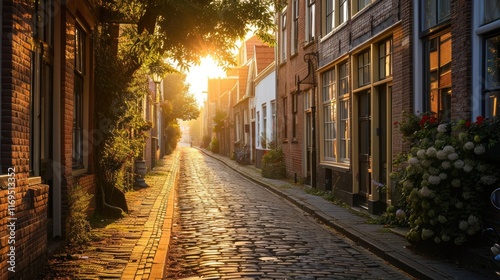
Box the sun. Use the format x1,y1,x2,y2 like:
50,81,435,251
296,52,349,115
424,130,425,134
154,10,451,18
186,56,227,107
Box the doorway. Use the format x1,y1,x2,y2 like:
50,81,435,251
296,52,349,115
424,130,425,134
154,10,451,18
357,90,371,207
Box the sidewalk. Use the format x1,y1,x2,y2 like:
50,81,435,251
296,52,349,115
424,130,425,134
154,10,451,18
38,150,181,280
200,148,497,280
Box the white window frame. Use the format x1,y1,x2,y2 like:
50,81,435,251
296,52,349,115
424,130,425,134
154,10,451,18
306,0,316,43
280,7,288,63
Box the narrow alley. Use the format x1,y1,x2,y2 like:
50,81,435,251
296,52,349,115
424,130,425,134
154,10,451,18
164,147,410,279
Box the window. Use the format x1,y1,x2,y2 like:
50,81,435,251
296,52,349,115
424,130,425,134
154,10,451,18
339,0,348,25
354,0,372,14
379,38,393,80
292,0,299,54
321,63,350,164
306,0,316,42
325,0,334,34
358,50,370,87
283,97,288,140
235,112,241,142
271,100,276,142
322,69,336,161
262,104,267,148
484,2,500,24
424,31,452,121
422,0,451,31
257,111,261,147
31,0,54,176
484,34,500,117
292,93,298,139
280,9,287,62
73,26,86,169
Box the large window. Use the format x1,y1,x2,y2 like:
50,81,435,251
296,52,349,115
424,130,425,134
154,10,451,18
484,2,500,24
280,8,287,63
321,62,350,164
292,93,298,139
292,0,299,55
358,50,370,87
306,0,316,42
73,26,86,169
325,0,335,34
283,97,288,140
322,69,336,161
353,0,372,14
424,32,452,121
262,104,267,148
485,34,500,117
271,100,276,142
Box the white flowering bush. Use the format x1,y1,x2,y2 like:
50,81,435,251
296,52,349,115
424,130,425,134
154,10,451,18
392,114,500,246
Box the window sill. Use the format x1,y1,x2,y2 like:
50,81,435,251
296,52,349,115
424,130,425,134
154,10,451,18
320,161,351,172
72,168,88,177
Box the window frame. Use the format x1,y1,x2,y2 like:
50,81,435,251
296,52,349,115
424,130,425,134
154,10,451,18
306,0,316,42
72,26,86,170
357,49,371,87
378,38,393,80
280,8,288,63
483,32,500,117
292,0,299,55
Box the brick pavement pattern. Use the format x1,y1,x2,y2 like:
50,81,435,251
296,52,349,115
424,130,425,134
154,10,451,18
164,148,411,279
38,150,180,280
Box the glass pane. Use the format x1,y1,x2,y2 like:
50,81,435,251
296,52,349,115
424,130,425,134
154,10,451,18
438,0,451,22
484,1,500,24
486,35,500,90
486,91,500,117
423,0,437,30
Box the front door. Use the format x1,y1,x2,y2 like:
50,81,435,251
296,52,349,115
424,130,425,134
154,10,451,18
358,90,371,208
305,110,312,185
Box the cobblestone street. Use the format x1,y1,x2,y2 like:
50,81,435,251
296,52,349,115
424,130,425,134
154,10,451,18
164,148,410,279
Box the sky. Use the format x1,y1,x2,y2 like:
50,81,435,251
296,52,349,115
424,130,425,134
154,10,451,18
185,57,227,107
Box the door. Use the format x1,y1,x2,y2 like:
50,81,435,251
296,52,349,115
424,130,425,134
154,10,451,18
305,110,312,185
358,90,371,207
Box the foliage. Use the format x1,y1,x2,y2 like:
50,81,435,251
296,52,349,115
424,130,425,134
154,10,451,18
202,135,212,149
66,184,93,248
160,72,200,122
261,148,286,179
210,137,220,154
391,113,500,246
165,120,182,155
99,0,284,72
213,110,227,133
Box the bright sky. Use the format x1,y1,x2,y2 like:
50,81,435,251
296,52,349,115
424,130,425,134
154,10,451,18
186,56,227,107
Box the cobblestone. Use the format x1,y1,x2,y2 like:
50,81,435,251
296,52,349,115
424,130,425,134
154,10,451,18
164,148,410,279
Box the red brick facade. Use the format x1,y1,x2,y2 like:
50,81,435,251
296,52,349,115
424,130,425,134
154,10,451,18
1,0,98,277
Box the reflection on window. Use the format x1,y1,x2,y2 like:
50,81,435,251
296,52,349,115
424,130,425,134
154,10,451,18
339,99,349,161
485,34,500,117
322,69,336,160
422,0,451,31
425,32,452,121
292,0,299,54
358,50,370,87
280,9,287,62
73,26,85,169
325,0,334,34
379,38,393,80
358,0,371,12
306,0,315,42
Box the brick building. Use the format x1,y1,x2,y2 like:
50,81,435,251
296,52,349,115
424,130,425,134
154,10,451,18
0,0,99,278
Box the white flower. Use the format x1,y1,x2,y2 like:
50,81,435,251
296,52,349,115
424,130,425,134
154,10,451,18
468,215,479,225
474,145,486,155
403,180,414,189
395,209,406,219
463,164,473,173
417,149,426,159
451,179,461,188
426,147,437,158
454,160,464,169
436,150,447,160
408,157,419,166
428,175,441,185
463,141,474,150
481,175,497,185
421,228,434,240
437,124,447,133
441,161,451,169
419,186,431,197
459,220,469,231
443,145,455,154
439,173,448,180
447,152,459,161
458,132,467,141
438,215,447,224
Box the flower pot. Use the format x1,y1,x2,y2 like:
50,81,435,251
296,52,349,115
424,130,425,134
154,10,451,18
135,160,147,176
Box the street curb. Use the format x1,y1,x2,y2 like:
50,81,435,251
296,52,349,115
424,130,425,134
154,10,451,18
198,148,449,280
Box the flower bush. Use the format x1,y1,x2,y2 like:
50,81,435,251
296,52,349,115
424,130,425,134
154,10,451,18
391,113,500,246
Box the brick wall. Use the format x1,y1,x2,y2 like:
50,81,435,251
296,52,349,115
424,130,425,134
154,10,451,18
277,0,317,180
450,0,472,120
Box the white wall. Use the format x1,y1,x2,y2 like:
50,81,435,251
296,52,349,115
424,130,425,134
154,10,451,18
254,69,276,149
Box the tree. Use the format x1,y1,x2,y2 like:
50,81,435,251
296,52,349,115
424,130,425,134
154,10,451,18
100,0,283,75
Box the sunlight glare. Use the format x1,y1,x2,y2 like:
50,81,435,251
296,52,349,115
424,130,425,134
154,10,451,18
186,56,227,107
